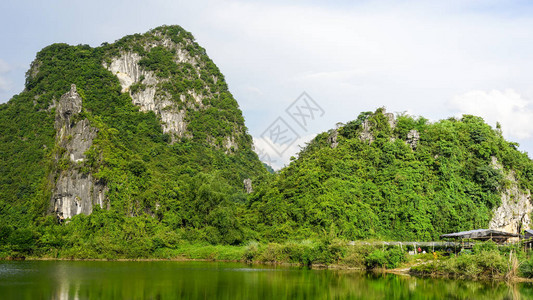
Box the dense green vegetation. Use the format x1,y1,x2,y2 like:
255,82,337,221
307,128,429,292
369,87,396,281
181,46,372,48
409,241,533,280
248,108,533,241
1,25,533,267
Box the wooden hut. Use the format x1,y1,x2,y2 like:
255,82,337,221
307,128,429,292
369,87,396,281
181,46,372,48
522,229,533,251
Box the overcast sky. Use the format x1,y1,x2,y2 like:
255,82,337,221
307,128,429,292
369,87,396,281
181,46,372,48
2,0,533,169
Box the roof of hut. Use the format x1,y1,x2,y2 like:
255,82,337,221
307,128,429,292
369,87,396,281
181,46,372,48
440,229,519,239
524,229,533,237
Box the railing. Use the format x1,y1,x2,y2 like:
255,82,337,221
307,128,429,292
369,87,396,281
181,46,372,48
348,241,461,247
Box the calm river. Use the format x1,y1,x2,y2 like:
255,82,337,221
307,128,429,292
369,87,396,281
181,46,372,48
1,260,533,299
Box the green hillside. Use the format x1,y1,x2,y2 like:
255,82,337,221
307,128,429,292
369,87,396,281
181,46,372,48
249,108,533,241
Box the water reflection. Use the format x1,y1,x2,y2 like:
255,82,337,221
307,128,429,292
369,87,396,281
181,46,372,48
0,261,532,299
53,262,81,300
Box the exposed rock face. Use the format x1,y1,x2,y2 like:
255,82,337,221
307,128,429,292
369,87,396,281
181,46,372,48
359,119,375,143
328,130,339,149
406,129,420,150
223,136,239,153
56,84,82,117
53,173,106,219
104,31,244,151
384,112,396,129
489,157,532,234
106,51,187,140
359,108,395,143
243,178,253,194
50,85,107,219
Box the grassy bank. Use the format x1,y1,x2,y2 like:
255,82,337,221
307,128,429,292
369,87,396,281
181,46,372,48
4,239,533,281
0,239,403,269
409,242,533,280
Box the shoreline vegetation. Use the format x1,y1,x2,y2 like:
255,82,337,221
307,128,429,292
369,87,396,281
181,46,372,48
3,239,533,282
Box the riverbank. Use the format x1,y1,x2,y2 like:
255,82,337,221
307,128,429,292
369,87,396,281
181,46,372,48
7,255,533,283
3,239,533,282
4,260,532,299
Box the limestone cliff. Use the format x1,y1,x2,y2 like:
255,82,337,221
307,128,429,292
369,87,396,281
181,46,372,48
489,157,532,234
105,51,188,139
406,129,420,150
359,108,396,143
103,28,245,150
50,84,107,219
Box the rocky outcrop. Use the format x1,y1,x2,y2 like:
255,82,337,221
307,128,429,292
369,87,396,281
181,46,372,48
106,51,188,140
50,85,107,220
384,111,396,129
327,130,339,149
359,119,375,143
223,136,239,153
243,178,253,194
359,108,396,143
489,157,532,234
406,129,420,150
104,32,244,151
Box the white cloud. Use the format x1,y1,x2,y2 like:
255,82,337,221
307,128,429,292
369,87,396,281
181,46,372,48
194,1,533,132
449,89,533,139
254,134,315,170
0,59,12,92
0,78,11,92
0,59,10,73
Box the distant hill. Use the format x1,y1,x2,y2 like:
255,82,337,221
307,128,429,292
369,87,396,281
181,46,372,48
263,163,275,174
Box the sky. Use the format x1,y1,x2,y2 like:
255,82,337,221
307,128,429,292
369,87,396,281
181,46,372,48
2,0,533,169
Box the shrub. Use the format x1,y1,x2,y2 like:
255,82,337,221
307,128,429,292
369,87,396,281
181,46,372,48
242,241,259,262
0,224,13,245
8,228,36,254
365,250,388,269
474,250,507,276
282,241,314,265
386,247,406,269
520,256,533,278
472,241,497,253
321,239,345,264
421,250,507,278
340,244,374,268
365,247,407,269
259,243,284,263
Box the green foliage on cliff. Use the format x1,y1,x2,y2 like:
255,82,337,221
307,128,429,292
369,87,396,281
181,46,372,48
105,25,249,148
248,109,533,241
